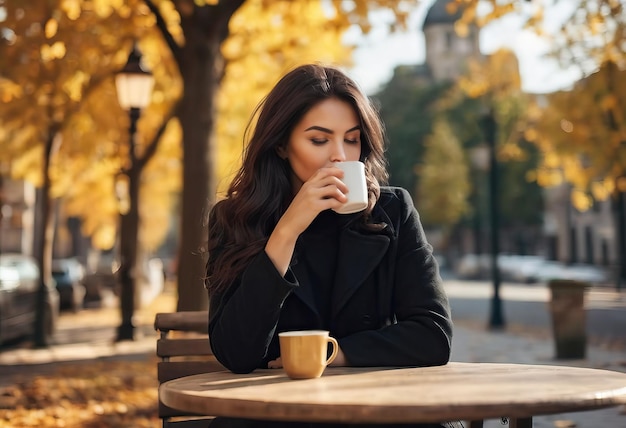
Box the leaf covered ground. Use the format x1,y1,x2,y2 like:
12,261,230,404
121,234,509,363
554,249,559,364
0,287,179,428
0,359,160,427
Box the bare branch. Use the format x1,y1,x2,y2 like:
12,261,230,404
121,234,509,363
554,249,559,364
136,101,180,170
143,0,183,66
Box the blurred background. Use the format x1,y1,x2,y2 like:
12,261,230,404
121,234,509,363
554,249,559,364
0,0,624,346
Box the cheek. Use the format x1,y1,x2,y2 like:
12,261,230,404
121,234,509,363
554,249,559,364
346,144,362,161
291,153,325,180
286,145,322,183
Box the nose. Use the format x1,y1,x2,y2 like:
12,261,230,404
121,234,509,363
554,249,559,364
329,140,346,163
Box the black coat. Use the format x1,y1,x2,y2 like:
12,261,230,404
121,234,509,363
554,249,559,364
209,187,453,374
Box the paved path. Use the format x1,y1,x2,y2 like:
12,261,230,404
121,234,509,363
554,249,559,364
445,279,626,347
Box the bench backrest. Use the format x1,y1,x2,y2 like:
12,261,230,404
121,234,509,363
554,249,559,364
155,311,224,427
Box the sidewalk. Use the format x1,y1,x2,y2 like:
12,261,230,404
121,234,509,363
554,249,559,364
1,283,625,427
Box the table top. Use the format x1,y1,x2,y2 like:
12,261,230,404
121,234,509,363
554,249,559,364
160,362,626,424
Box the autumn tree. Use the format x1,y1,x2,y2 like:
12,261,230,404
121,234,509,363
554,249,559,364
0,0,184,342
0,1,141,346
469,0,626,285
417,119,470,231
447,0,626,287
527,62,626,284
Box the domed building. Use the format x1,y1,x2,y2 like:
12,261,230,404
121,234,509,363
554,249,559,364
421,0,483,82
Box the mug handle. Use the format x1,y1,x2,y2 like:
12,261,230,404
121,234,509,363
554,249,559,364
325,336,339,366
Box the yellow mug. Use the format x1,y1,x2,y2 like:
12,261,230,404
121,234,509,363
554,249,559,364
278,330,338,379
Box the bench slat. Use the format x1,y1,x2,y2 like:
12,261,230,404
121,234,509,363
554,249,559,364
157,338,213,358
158,360,225,384
156,311,220,425
155,311,209,333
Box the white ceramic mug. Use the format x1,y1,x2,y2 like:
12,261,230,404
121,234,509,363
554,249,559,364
332,161,368,214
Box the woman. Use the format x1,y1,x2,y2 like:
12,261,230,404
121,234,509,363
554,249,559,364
206,64,455,428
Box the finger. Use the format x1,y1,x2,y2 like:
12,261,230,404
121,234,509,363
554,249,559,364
319,184,348,203
307,175,349,196
267,357,283,369
309,166,345,186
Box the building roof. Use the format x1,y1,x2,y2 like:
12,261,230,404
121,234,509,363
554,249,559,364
422,0,463,29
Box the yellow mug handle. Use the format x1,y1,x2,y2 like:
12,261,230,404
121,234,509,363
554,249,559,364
325,336,339,366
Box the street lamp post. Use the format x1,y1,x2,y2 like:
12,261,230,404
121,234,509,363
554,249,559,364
481,109,505,330
114,45,154,341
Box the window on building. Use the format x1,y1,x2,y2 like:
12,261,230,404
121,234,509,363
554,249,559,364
446,30,453,49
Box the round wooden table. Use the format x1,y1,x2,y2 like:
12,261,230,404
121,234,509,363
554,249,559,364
160,362,626,425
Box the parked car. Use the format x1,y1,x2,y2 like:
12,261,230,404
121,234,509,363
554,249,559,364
0,253,59,346
52,258,86,312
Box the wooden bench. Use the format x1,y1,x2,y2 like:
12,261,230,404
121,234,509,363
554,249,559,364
155,310,224,427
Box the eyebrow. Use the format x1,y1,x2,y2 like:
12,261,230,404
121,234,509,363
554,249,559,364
304,125,361,134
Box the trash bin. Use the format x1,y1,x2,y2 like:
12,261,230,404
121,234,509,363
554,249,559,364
548,279,590,359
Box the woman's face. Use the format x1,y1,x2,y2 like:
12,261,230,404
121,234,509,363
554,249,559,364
282,97,362,193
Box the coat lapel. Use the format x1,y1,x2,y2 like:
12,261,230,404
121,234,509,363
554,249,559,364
332,228,390,317
290,257,319,316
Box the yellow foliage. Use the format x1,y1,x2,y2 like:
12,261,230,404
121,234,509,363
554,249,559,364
61,0,83,20
571,188,593,211
498,142,524,162
93,0,119,18
601,93,617,111
528,62,626,203
62,70,89,102
0,77,23,102
535,168,563,188
40,41,67,62
12,145,44,186
523,128,538,142
591,179,613,201
458,49,521,104
92,222,117,249
0,0,182,251
44,18,59,38
589,14,604,35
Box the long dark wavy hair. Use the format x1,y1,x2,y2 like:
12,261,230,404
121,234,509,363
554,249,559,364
206,63,389,294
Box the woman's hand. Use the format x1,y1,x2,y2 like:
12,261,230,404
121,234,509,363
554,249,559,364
280,166,348,236
329,347,348,367
265,166,348,276
268,357,282,369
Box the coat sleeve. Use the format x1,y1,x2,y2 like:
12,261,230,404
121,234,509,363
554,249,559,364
208,251,298,373
339,187,453,367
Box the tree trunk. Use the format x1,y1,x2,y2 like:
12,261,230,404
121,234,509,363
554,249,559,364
175,10,235,312
34,133,59,348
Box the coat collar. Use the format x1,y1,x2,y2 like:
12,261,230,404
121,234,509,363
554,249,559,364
291,208,392,319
